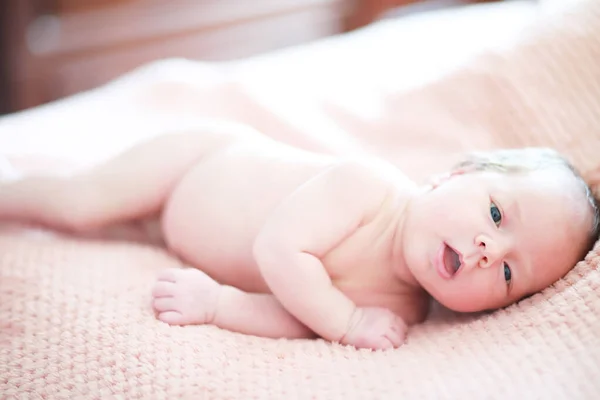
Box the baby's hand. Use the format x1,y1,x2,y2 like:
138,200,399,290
340,307,407,350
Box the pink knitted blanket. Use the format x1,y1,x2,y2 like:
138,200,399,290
2,1,600,398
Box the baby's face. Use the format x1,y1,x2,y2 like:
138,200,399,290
401,167,592,312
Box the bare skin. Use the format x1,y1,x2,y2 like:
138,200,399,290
0,126,591,350
0,125,428,350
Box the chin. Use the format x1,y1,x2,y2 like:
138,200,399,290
432,296,486,313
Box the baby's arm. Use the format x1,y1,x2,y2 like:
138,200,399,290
253,162,406,350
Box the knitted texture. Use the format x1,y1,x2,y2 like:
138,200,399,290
2,1,600,398
1,231,599,399
354,0,600,185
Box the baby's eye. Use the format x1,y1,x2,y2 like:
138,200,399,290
503,262,512,285
490,201,502,227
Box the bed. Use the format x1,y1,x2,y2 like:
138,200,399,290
2,0,600,398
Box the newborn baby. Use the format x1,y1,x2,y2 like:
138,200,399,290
0,125,597,350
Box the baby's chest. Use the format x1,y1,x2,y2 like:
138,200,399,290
321,218,390,274
331,266,426,325
321,229,429,324
322,233,395,301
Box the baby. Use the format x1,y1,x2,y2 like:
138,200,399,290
0,125,597,350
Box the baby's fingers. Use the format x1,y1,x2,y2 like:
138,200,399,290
387,317,407,347
382,328,404,349
391,315,408,333
375,337,395,351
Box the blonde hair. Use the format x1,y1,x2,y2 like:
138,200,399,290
454,147,600,255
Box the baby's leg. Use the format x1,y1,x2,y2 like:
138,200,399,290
152,268,315,339
0,126,259,232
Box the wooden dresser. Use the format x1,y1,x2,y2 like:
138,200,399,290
0,0,497,114
1,0,348,113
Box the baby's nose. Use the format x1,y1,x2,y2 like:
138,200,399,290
476,234,509,268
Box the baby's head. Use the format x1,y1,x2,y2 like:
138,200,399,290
402,147,599,313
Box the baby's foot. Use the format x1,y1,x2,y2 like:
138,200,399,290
151,267,221,326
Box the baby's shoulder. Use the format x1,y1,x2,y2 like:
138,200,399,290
303,158,415,226
330,157,416,194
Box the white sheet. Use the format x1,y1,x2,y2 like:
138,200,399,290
0,1,540,165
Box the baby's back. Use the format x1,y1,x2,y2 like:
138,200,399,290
161,137,337,292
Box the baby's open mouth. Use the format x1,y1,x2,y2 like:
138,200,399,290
443,244,462,277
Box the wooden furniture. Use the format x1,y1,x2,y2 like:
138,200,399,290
344,0,498,30
344,0,500,31
1,0,348,113
0,0,499,114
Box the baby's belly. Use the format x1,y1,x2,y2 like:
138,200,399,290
161,143,334,292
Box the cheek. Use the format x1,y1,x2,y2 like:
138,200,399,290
433,273,501,312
